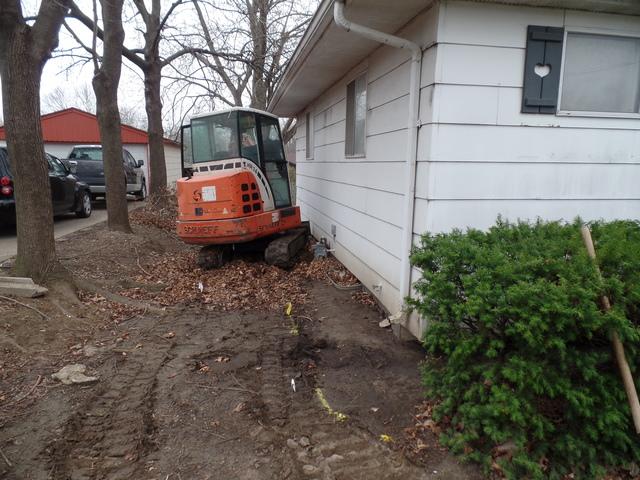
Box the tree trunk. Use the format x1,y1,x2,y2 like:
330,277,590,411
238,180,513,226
144,61,167,197
249,0,269,109
92,0,131,233
0,26,57,281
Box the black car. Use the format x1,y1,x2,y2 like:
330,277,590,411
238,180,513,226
0,147,92,222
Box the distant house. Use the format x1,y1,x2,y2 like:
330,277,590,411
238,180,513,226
270,0,640,338
0,108,182,186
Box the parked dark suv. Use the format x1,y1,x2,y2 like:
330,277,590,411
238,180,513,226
0,147,92,223
68,145,146,201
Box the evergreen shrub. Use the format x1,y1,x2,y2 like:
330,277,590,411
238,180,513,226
409,219,640,478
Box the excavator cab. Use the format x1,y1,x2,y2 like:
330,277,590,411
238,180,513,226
176,108,305,267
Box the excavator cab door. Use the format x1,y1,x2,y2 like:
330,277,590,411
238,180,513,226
257,114,292,209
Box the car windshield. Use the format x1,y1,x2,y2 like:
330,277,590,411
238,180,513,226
69,148,103,161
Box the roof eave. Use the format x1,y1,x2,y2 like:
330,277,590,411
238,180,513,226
268,0,640,117
268,0,334,116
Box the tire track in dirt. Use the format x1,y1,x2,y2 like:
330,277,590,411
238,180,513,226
285,425,427,480
48,339,173,480
276,292,429,480
259,323,294,427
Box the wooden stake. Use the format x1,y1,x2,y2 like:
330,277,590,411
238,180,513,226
581,225,640,434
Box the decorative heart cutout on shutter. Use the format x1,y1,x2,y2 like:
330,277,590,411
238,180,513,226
534,63,551,78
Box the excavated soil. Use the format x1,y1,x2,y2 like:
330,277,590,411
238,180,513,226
0,219,480,480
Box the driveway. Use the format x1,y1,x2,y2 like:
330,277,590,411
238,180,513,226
0,200,145,262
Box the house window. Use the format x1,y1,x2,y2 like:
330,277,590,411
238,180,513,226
305,111,313,159
560,32,640,114
345,73,367,156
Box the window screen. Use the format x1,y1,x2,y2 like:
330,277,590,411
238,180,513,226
560,33,640,114
305,111,312,159
346,73,367,156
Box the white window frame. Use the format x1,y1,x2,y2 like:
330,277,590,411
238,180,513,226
556,27,640,119
305,111,313,160
345,72,367,158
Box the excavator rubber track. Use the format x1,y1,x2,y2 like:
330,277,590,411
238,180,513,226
264,226,309,268
196,224,309,270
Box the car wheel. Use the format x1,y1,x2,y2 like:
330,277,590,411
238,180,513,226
76,191,92,218
136,181,147,201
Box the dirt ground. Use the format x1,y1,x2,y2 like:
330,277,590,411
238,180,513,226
0,211,480,480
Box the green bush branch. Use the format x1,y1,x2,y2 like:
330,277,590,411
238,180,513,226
410,219,640,479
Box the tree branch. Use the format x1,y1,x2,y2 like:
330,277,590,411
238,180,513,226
32,0,72,62
68,1,145,69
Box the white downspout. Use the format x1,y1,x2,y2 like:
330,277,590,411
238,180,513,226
333,0,422,319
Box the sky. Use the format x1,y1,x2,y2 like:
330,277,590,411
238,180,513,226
0,0,174,122
0,0,320,128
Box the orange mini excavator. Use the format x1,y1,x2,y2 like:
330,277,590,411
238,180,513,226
176,107,307,268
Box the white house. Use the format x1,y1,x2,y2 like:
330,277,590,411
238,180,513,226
270,0,640,338
0,108,182,186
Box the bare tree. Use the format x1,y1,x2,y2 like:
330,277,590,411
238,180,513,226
0,0,70,281
166,0,315,139
69,0,208,199
43,86,71,112
42,83,146,126
119,103,148,130
91,0,132,233
76,82,97,112
42,83,97,113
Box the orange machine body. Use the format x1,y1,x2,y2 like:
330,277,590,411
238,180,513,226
176,170,301,245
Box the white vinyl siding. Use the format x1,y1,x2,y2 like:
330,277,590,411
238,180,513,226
294,5,440,316
293,0,640,338
425,0,640,235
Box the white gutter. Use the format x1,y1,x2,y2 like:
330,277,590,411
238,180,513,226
333,0,422,318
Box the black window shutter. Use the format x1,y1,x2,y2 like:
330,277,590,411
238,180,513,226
522,26,564,114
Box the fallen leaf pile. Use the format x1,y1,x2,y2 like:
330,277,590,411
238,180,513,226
66,198,379,315
351,290,377,307
119,248,373,313
121,251,310,311
293,256,360,286
130,199,177,233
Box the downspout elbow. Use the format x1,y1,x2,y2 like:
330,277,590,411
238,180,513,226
333,0,421,59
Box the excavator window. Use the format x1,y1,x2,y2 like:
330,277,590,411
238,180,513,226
180,125,193,176
191,112,239,163
239,112,260,165
182,109,294,210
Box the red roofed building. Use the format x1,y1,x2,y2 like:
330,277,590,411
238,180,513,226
0,108,182,186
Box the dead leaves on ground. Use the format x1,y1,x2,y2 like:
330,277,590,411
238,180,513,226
118,250,371,314
130,197,177,232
